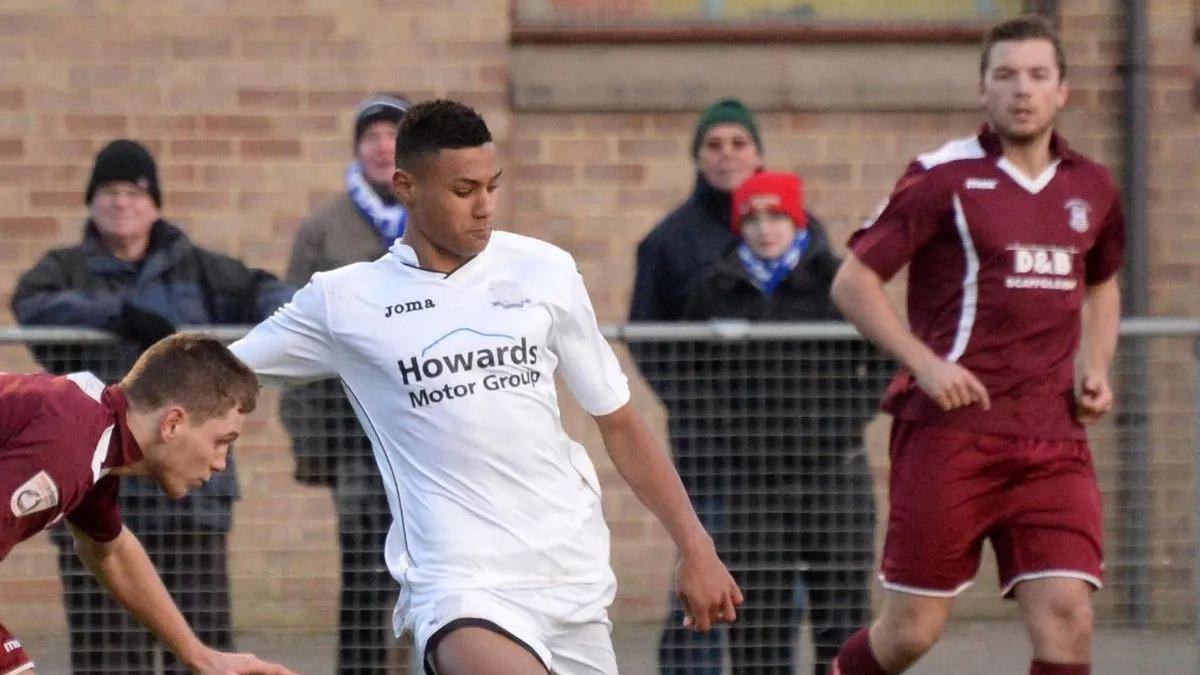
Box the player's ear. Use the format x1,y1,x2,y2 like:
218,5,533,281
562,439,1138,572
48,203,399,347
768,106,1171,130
159,405,186,442
393,167,415,205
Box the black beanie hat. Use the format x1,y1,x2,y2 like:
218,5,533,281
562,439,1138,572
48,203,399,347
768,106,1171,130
85,139,161,207
354,93,409,146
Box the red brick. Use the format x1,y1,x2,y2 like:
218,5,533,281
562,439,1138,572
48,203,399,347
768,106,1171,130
169,191,230,210
134,115,199,135
241,41,308,59
63,114,128,135
0,138,22,158
202,115,272,135
69,65,130,89
583,164,645,184
307,90,368,110
29,191,78,209
101,39,169,59
172,39,232,59
0,88,24,109
514,163,576,183
310,41,370,59
617,138,680,161
241,139,303,159
171,139,232,158
271,16,337,37
237,89,302,109
0,217,58,237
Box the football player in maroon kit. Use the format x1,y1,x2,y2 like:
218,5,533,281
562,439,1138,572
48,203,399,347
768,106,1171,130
828,15,1123,675
0,334,296,675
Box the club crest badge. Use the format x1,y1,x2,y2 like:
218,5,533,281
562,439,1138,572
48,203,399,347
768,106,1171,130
11,470,59,518
1065,198,1091,233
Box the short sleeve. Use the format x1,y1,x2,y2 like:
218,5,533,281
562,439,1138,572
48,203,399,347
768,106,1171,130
847,162,946,281
230,276,338,384
1085,191,1125,285
66,474,123,543
550,262,631,417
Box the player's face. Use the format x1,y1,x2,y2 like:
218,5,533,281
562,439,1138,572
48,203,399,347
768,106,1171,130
741,212,798,260
153,406,243,500
696,123,762,193
981,38,1068,145
89,181,159,245
356,120,400,187
395,143,501,265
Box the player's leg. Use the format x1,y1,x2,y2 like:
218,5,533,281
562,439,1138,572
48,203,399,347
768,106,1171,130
428,624,549,675
993,437,1103,675
1015,578,1093,673
834,422,1005,674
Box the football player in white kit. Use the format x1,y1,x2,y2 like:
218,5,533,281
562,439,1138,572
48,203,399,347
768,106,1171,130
231,100,742,675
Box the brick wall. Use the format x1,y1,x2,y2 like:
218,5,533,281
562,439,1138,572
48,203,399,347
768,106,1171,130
0,0,1196,637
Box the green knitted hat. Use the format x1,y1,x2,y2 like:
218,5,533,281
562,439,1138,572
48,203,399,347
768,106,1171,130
691,98,762,158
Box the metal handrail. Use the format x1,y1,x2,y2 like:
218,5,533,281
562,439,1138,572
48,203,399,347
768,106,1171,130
3,317,1198,344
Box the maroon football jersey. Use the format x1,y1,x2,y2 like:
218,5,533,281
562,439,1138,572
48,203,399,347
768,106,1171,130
0,372,143,560
849,126,1125,439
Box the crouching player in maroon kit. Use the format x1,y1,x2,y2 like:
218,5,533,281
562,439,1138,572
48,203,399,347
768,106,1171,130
0,334,296,675
829,16,1124,675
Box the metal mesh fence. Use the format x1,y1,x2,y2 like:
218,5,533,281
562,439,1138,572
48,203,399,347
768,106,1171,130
0,321,1196,674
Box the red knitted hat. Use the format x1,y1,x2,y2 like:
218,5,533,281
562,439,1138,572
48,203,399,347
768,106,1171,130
731,171,806,235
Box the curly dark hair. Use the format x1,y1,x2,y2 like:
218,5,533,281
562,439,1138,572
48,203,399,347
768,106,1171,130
394,99,492,169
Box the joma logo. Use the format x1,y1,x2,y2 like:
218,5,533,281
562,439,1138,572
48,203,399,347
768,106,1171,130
384,299,436,318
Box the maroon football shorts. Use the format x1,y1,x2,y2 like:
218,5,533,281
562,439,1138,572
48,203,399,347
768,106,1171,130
881,420,1103,598
0,621,33,675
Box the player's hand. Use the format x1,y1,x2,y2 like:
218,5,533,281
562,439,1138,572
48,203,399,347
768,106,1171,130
1075,372,1113,424
676,540,743,632
912,358,990,411
190,648,300,675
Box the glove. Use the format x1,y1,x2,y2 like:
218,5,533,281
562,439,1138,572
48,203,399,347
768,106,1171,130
117,302,177,350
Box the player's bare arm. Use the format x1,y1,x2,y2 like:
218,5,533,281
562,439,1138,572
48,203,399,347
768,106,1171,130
593,402,743,632
71,525,298,675
831,254,991,411
1076,275,1120,424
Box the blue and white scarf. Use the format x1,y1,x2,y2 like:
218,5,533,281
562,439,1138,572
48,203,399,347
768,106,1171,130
346,161,407,245
737,230,810,296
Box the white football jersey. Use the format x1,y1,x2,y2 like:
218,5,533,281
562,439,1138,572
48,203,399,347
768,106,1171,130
231,232,629,594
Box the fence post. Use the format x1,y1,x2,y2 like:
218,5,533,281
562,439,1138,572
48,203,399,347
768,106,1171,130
1194,337,1200,675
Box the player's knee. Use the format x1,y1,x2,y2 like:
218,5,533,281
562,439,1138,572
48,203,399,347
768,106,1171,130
1031,596,1093,647
877,610,944,661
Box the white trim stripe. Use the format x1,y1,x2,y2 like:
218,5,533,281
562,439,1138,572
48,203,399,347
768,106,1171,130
878,574,975,598
66,371,105,403
2,662,36,675
946,194,980,363
917,135,987,170
91,424,114,483
996,156,1061,194
1001,570,1103,598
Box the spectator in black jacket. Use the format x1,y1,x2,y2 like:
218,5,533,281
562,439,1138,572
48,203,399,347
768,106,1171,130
11,139,293,674
669,172,890,674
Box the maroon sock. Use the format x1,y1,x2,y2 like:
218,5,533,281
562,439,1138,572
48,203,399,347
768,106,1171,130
834,628,889,675
1030,661,1090,675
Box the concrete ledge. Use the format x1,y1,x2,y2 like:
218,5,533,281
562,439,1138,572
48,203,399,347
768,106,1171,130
512,42,983,112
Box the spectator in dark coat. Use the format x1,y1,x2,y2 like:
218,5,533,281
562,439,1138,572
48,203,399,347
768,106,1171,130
667,172,891,675
11,139,293,674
